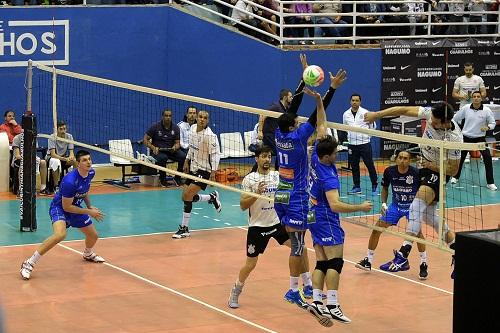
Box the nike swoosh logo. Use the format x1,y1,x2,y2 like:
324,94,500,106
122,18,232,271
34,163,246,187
493,131,500,135
400,65,411,70
432,87,442,93
494,85,500,90
432,41,440,45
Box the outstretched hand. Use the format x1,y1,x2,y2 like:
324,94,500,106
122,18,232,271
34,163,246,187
363,111,378,124
329,69,347,89
303,87,321,99
300,53,308,71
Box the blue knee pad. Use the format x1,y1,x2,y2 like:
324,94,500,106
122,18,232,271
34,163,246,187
289,231,305,257
183,201,193,213
315,260,328,275
327,258,344,274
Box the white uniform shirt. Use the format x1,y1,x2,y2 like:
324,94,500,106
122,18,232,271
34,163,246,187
241,171,280,227
343,106,376,145
418,106,463,163
453,75,486,109
186,124,220,173
177,121,192,150
453,103,495,138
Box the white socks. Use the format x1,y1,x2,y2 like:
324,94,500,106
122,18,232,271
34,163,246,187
327,290,338,305
367,249,375,263
28,251,41,265
301,272,312,287
181,212,191,227
290,276,299,292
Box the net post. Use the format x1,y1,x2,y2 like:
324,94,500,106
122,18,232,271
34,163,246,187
52,66,58,135
20,60,37,232
437,142,446,248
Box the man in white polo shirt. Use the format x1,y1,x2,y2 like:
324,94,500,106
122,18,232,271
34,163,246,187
452,62,487,109
451,91,497,190
343,93,378,195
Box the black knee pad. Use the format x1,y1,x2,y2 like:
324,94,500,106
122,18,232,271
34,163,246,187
183,201,193,213
289,231,305,257
327,258,344,274
315,260,328,275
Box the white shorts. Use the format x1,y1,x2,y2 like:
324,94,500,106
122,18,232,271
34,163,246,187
48,157,62,172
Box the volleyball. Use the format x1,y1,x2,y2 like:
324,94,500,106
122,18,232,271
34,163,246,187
302,65,324,87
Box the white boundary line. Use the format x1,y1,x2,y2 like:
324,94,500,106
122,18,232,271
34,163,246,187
236,226,453,295
57,243,278,333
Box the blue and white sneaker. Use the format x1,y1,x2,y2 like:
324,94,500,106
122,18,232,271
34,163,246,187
348,187,362,195
379,250,410,272
301,285,313,299
284,289,309,310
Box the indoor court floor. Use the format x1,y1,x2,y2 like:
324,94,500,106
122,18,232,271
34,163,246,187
1,161,498,333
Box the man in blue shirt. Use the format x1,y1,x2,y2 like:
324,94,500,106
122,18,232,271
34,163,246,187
274,68,346,311
355,150,429,280
306,101,372,325
20,150,105,280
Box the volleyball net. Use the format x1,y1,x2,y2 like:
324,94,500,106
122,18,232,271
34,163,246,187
25,62,494,251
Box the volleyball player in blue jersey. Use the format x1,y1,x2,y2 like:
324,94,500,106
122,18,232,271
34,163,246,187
274,68,346,309
355,150,429,280
20,150,105,280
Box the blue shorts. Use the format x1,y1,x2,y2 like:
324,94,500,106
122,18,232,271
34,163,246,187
307,206,344,246
274,191,309,231
379,203,409,226
49,205,92,229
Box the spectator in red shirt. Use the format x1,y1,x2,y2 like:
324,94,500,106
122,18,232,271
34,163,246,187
0,110,22,144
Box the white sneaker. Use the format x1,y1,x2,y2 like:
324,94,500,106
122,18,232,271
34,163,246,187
487,184,498,191
325,304,351,324
83,253,106,263
307,301,333,327
450,177,458,184
20,260,34,280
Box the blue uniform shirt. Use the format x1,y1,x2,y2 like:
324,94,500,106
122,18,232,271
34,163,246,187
381,165,419,210
275,122,315,193
51,169,95,209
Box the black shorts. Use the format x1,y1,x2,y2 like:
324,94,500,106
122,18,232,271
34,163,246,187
185,170,211,190
419,168,450,202
246,224,289,257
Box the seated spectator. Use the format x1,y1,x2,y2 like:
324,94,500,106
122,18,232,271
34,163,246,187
358,1,387,43
216,0,239,24
177,106,198,154
0,110,22,145
430,0,449,35
447,0,467,35
12,132,50,195
46,121,77,191
486,1,498,34
255,0,279,38
384,3,411,36
469,0,490,34
231,0,260,37
313,0,348,42
144,109,185,187
290,0,315,44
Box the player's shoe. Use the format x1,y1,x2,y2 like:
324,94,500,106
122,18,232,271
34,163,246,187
209,190,222,213
307,301,333,327
284,289,309,310
172,225,190,239
83,252,106,263
228,283,243,309
487,183,497,191
419,262,429,280
379,250,410,272
20,260,34,280
355,257,372,271
301,285,313,299
324,304,351,323
347,187,362,195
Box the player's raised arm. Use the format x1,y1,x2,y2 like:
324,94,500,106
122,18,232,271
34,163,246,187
364,106,421,124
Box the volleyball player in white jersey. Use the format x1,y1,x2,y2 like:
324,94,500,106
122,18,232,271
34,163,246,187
173,110,222,239
228,145,314,311
365,102,461,277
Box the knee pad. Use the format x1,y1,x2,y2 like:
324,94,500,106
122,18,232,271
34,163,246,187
327,258,344,274
289,231,305,257
183,201,193,213
315,260,328,275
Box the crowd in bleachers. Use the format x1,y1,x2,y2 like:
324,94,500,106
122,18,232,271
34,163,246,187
2,0,499,45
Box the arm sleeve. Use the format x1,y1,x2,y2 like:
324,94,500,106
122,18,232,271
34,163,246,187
288,79,306,115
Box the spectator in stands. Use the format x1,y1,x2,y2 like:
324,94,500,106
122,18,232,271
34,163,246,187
144,109,185,187
256,0,279,38
357,1,387,43
0,110,22,145
384,3,410,36
468,0,492,34
486,1,499,34
177,106,198,154
313,0,348,42
12,132,50,195
430,0,449,35
231,0,260,37
216,0,238,24
447,1,467,35
290,0,315,44
47,121,77,192
407,1,426,35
